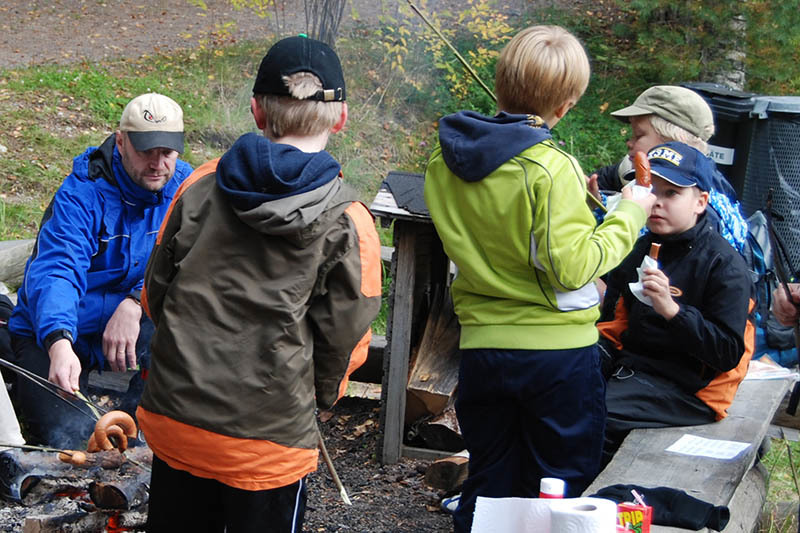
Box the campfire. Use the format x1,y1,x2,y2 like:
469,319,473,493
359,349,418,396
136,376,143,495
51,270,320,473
0,445,152,532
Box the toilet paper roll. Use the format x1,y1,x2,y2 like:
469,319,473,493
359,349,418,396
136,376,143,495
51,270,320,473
550,497,617,533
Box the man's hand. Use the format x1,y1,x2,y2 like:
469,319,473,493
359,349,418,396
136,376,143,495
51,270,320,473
48,339,82,391
102,297,142,372
642,267,679,320
772,283,800,326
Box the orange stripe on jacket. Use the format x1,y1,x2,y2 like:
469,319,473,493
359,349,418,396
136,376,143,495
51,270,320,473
336,202,381,400
137,407,318,491
337,329,372,401
597,296,628,351
142,159,220,318
344,202,382,298
695,298,756,420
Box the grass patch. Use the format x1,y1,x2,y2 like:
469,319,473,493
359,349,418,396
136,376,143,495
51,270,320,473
766,437,800,502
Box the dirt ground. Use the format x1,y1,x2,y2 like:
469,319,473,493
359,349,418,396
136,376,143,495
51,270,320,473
0,2,458,531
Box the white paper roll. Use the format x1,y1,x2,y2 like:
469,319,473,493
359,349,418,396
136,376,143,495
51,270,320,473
550,497,617,533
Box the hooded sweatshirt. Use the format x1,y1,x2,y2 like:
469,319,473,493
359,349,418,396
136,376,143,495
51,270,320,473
424,111,647,349
138,133,381,490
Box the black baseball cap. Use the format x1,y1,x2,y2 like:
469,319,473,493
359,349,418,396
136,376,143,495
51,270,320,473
253,35,346,102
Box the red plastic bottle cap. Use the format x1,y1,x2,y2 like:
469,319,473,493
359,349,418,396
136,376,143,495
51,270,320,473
539,477,565,498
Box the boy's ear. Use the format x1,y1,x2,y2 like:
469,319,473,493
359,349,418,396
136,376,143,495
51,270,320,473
250,97,267,131
554,99,576,120
331,102,348,134
695,190,710,213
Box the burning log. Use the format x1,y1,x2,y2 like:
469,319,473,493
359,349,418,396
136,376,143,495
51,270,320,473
58,450,129,469
89,476,149,509
22,510,147,533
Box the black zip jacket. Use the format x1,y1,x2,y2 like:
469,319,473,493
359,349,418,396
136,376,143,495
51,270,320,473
600,214,752,397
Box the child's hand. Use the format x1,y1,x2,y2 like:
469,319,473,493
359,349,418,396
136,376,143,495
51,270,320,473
586,173,601,204
642,267,679,320
621,184,655,216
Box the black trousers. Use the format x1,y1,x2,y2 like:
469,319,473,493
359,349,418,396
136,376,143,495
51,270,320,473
9,317,154,449
603,368,717,465
147,455,307,533
452,346,607,533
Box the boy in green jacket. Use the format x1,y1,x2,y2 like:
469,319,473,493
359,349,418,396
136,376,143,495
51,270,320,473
423,25,655,532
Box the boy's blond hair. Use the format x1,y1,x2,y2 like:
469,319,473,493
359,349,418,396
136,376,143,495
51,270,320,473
649,115,709,155
255,72,343,139
495,25,590,117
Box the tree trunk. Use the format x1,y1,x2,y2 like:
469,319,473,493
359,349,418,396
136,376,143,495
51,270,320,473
709,10,747,90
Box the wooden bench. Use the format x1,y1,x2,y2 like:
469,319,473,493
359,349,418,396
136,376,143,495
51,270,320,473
583,377,794,532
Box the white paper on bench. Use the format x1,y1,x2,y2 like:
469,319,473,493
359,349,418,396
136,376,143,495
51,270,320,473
743,359,800,381
665,434,750,460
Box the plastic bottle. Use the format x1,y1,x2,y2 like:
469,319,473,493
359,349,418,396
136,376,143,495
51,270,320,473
539,477,565,499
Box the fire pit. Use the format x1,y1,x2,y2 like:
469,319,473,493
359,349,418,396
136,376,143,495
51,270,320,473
0,446,151,532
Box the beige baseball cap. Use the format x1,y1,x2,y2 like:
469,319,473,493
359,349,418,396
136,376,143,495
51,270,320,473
119,93,185,153
611,85,715,141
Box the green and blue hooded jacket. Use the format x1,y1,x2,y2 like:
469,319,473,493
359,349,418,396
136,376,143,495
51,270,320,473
424,111,647,350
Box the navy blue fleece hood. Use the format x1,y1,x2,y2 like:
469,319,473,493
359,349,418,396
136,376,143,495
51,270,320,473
438,111,552,182
216,132,341,211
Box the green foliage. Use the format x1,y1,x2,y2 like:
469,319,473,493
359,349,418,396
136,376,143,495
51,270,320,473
376,0,512,115
610,0,800,93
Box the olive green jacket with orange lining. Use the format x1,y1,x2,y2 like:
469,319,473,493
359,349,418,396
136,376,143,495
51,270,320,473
138,136,381,491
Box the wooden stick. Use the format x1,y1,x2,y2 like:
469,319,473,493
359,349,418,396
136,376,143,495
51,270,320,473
406,1,497,103
318,433,352,505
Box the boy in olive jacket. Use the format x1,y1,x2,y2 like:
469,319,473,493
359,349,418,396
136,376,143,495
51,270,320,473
139,36,381,533
424,25,654,532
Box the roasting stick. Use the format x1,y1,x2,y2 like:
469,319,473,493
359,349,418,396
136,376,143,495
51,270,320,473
0,442,73,454
0,357,106,421
318,433,352,505
73,389,102,420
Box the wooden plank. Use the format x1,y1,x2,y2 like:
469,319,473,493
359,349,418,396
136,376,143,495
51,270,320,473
380,223,418,464
585,379,789,501
399,444,454,462
407,285,460,417
643,463,767,533
723,462,768,533
585,378,791,532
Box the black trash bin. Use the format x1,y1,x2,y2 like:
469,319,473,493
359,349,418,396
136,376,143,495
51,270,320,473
681,82,758,197
740,96,800,269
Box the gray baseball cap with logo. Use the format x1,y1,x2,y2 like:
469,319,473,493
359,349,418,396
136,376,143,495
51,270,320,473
119,93,185,153
611,85,715,141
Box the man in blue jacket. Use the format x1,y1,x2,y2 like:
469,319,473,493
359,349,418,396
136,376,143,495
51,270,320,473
8,93,193,448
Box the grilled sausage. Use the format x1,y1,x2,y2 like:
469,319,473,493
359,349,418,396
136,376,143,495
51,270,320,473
633,151,651,187
92,410,137,452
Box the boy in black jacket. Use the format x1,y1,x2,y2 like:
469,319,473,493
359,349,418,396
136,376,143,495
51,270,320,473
598,142,754,460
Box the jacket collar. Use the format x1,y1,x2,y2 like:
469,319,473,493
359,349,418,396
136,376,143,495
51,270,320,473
89,133,166,207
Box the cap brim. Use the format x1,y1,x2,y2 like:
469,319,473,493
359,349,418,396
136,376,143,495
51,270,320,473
650,169,696,188
620,168,697,188
126,131,185,154
610,104,654,123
